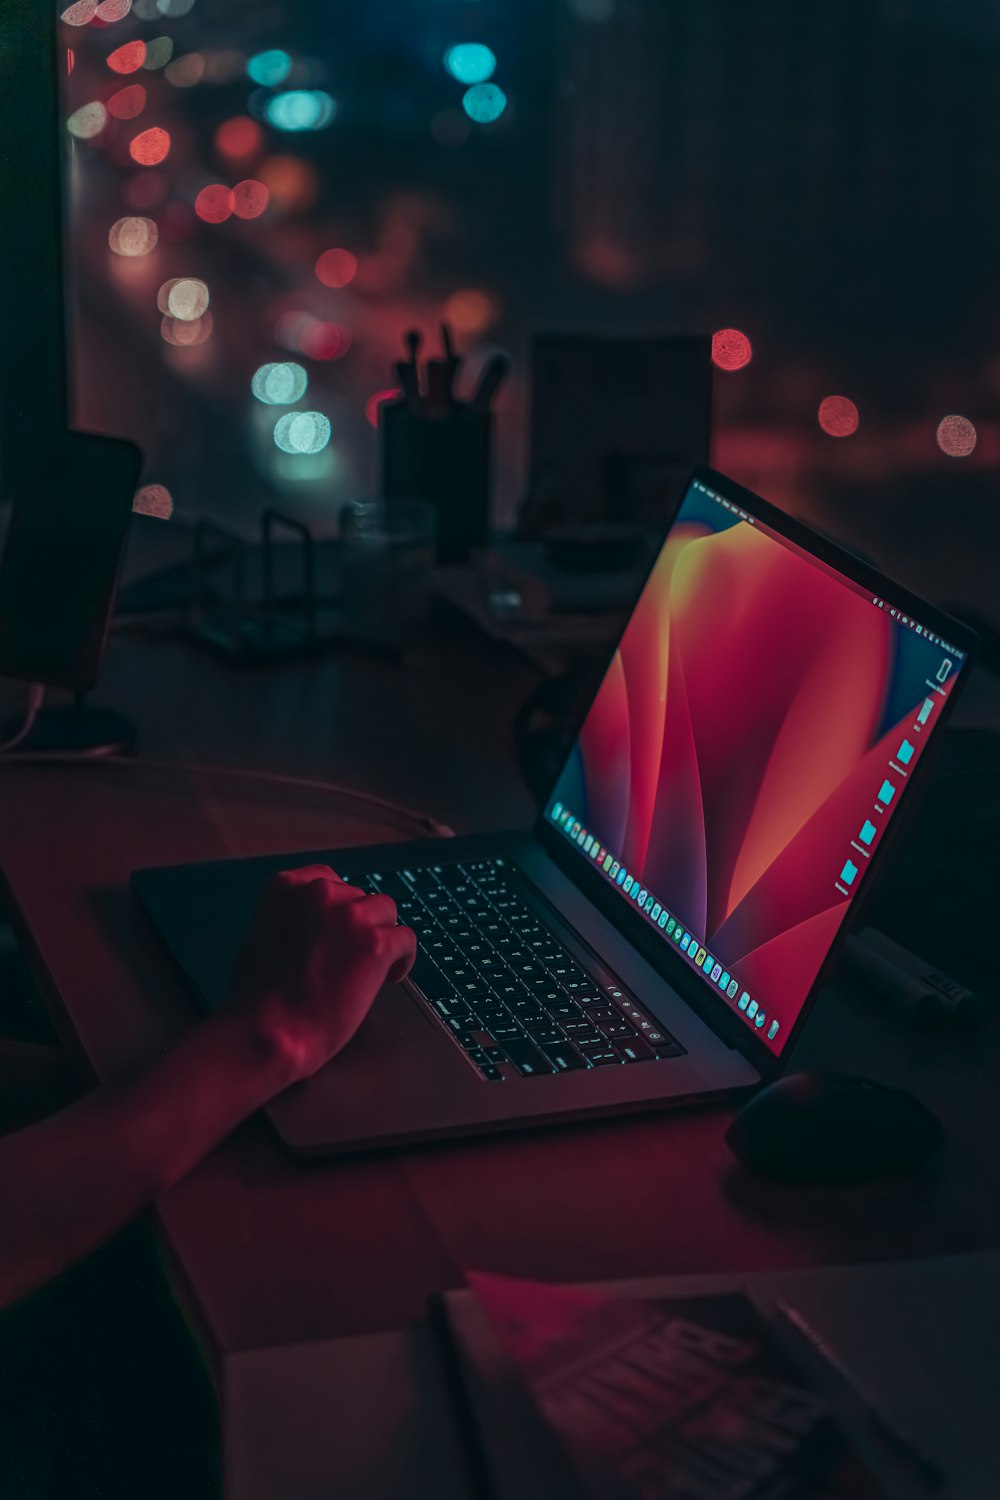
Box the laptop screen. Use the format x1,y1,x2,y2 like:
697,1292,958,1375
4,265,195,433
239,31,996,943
544,474,968,1056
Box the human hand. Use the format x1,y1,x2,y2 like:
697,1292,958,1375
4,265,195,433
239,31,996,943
226,865,416,1086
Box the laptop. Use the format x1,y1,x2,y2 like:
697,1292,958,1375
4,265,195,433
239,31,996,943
132,467,976,1155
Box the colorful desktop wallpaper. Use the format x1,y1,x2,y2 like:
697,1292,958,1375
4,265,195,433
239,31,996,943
549,484,964,1052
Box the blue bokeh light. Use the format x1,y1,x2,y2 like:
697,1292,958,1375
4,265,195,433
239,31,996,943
246,50,292,87
252,362,308,406
265,90,337,132
462,82,507,123
444,43,496,85
274,411,331,454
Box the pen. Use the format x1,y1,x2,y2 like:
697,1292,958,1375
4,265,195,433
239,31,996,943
772,1298,945,1490
471,352,509,412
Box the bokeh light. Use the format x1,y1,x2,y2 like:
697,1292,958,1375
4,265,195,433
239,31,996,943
315,248,357,288
61,0,97,26
936,414,977,458
215,116,262,163
161,311,212,345
133,484,173,519
711,327,753,371
232,179,269,218
252,362,308,405
444,44,496,84
165,277,210,319
108,215,158,256
274,411,331,455
164,52,205,87
257,155,317,211
265,91,336,132
247,49,292,86
195,184,234,223
107,84,146,119
67,102,108,140
130,126,171,164
96,0,133,20
818,395,859,437
107,40,146,73
66,50,75,75
463,83,507,123
443,287,498,334
366,388,401,428
142,37,174,70
299,321,350,360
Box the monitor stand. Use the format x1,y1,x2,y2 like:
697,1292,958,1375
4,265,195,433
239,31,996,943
2,697,136,757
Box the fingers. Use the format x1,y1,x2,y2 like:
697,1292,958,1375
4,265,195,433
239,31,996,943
381,922,417,985
350,892,399,929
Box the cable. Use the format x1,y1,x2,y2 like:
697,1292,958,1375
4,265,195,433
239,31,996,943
0,745,454,841
0,684,45,754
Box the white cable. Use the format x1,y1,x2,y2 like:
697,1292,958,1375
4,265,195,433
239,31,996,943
0,684,45,754
0,746,454,841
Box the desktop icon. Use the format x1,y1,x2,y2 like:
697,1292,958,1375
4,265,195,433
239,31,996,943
673,926,683,942
936,658,953,684
645,894,656,912
665,917,676,935
768,1019,779,1040
572,821,580,836
747,1000,758,1019
652,903,662,920
624,876,634,893
710,962,722,981
877,779,895,805
611,862,620,878
859,819,877,846
703,953,715,973
917,697,934,726
681,934,692,951
658,910,669,928
637,888,647,904
719,970,730,989
738,991,750,1010
616,868,627,885
551,803,563,822
727,979,739,998
755,1010,766,1028
603,855,613,871
694,947,706,966
577,829,587,845
840,860,858,887
896,739,914,766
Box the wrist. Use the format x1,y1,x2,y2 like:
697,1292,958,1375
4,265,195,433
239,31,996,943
205,1007,302,1098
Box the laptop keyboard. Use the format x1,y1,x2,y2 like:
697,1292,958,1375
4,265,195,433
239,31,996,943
360,859,685,1082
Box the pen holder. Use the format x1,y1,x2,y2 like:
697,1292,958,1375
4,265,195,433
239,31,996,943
380,402,491,565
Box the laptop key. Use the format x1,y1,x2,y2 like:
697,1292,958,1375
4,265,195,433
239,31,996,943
541,1042,588,1071
477,1063,504,1082
501,1038,556,1076
617,1036,655,1062
598,1019,635,1039
585,1049,621,1066
410,960,453,999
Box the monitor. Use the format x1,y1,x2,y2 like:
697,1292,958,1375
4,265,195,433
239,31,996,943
542,468,973,1060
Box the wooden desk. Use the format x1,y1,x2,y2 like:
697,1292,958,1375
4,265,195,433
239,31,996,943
1,627,999,1367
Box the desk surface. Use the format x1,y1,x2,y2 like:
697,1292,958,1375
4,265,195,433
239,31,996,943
1,623,999,1360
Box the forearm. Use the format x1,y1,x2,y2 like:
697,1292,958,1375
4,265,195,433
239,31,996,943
0,1013,292,1308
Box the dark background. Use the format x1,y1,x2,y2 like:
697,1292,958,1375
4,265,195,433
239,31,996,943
58,0,1000,621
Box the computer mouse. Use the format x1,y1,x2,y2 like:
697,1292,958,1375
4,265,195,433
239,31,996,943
725,1071,944,1184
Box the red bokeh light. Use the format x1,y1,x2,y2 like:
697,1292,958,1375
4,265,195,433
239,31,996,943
711,328,753,371
215,116,263,164
232,179,269,219
818,395,859,437
107,40,146,73
936,414,977,458
365,387,401,428
195,184,234,223
315,248,358,289
130,126,170,165
107,83,146,120
67,49,75,75
299,321,350,361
